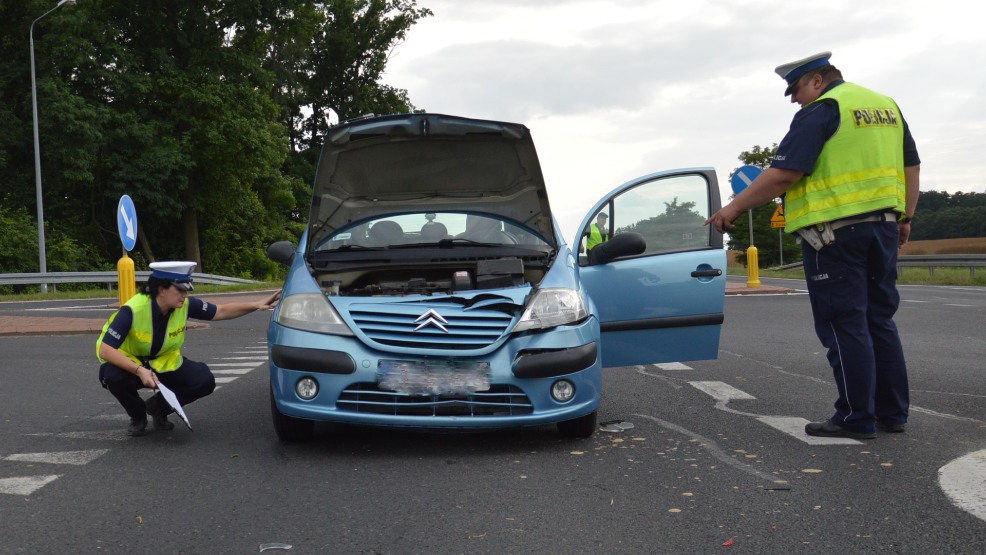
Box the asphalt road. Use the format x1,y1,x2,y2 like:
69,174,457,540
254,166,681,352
1,280,984,554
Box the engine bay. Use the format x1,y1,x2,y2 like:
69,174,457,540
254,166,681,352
317,257,542,297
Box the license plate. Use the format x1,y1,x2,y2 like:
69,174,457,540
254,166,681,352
377,360,491,396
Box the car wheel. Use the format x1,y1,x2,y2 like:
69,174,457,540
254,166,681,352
557,410,597,438
270,387,314,442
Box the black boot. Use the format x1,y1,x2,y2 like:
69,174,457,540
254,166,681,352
128,417,148,437
145,394,175,431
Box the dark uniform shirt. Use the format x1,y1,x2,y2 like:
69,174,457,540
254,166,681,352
102,296,217,357
770,80,921,174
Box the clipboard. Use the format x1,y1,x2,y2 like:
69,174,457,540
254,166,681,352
155,382,192,431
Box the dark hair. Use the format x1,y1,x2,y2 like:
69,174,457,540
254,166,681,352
142,276,173,297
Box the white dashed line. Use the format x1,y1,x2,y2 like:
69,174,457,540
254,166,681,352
0,475,61,496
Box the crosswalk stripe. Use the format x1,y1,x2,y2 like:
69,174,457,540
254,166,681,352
26,431,129,441
212,368,254,375
214,377,238,384
214,356,268,361
3,449,110,466
210,362,264,367
0,475,61,496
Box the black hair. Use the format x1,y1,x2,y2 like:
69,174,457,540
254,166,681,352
142,276,173,298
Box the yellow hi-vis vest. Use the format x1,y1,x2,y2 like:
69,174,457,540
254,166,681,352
96,294,189,372
783,82,906,233
586,223,609,251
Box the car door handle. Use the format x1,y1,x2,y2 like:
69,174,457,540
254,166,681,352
690,268,722,278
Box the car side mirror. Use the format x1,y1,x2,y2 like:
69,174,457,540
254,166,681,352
587,232,646,265
267,241,296,266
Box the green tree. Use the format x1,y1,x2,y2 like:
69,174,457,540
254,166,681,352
0,0,432,279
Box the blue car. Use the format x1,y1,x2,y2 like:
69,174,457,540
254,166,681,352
266,113,726,441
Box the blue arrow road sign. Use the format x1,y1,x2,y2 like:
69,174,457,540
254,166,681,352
117,195,137,252
730,165,763,195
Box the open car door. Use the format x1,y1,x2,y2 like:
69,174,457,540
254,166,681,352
578,169,726,367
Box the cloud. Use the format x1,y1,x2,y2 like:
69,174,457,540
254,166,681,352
383,0,986,240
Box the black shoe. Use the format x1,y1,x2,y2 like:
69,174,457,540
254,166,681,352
128,417,148,437
877,421,906,433
145,394,175,431
152,413,175,431
805,419,876,439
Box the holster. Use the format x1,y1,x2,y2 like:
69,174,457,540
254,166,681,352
795,223,836,251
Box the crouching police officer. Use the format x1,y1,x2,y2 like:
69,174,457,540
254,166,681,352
97,261,281,436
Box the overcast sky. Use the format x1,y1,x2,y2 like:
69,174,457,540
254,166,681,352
381,0,985,242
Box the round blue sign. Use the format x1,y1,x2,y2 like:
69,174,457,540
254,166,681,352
117,195,138,252
730,165,763,195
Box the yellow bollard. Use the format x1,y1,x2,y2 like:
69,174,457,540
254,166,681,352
118,254,136,305
746,246,762,288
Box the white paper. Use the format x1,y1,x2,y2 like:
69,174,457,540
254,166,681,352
156,381,192,430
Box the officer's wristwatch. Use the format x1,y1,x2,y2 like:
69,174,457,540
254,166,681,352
899,215,913,224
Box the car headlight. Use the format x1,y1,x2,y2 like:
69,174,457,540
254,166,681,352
276,293,354,336
514,288,588,332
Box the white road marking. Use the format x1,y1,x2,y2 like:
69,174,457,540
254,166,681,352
689,381,756,401
212,368,254,375
757,416,861,445
652,362,692,371
3,449,109,466
939,449,986,523
688,381,862,444
26,431,129,441
214,377,238,384
214,356,268,361
210,362,264,367
0,475,61,496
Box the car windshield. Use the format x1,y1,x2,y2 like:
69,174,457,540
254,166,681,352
314,212,551,251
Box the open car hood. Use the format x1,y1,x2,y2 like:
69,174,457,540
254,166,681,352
308,113,557,250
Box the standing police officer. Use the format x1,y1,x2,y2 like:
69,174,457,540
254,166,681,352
706,52,920,439
97,261,280,436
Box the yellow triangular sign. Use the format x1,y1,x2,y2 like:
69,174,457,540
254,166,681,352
770,204,785,223
770,204,786,228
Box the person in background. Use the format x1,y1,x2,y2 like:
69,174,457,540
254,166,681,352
96,261,280,436
581,212,610,255
706,51,920,440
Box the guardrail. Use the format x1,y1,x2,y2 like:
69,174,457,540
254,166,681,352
768,254,986,277
0,271,258,290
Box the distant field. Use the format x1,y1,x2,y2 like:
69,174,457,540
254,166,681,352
900,237,986,255
729,237,986,267
729,237,986,285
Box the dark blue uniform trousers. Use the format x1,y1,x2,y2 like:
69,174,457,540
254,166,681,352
801,220,909,433
99,358,216,421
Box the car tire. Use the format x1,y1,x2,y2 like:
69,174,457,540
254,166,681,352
557,410,597,438
270,387,314,442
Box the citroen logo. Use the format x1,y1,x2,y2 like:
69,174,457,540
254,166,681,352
414,309,449,333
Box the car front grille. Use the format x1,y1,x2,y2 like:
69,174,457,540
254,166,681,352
337,383,533,417
349,303,514,350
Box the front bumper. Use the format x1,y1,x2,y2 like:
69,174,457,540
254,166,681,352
268,321,601,429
